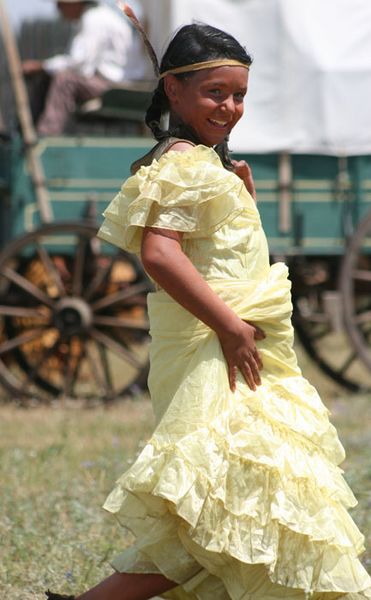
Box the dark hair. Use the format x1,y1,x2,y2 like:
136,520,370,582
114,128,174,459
145,23,252,168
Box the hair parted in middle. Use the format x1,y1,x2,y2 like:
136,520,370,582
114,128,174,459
145,23,253,169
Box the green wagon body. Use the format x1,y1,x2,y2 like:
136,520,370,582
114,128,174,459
2,137,371,254
234,153,371,256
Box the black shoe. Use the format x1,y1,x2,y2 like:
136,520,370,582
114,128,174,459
45,591,75,600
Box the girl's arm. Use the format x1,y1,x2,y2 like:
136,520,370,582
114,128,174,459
141,227,264,392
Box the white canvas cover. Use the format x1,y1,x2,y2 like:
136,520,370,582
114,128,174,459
143,0,371,155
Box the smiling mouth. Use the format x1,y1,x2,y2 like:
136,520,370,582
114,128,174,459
208,118,230,128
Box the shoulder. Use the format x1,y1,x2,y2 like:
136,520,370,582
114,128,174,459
131,143,221,176
163,141,196,154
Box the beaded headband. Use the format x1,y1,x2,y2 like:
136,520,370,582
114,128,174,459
159,59,250,79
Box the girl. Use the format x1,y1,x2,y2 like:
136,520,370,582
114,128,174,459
47,17,371,600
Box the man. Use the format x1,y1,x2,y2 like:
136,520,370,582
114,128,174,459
22,0,147,135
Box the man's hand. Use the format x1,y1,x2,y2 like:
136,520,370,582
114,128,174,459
232,159,257,202
22,60,44,75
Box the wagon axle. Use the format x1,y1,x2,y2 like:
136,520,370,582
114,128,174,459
53,297,92,335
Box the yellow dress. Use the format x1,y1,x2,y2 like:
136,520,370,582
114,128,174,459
97,145,371,600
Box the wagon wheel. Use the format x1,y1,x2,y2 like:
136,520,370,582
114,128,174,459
292,260,371,392
0,221,152,403
340,211,371,374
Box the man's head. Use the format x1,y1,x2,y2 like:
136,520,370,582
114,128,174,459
56,0,97,21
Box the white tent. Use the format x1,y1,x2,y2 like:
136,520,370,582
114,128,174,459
141,0,371,155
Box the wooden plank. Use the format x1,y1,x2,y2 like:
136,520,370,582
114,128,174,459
0,0,52,223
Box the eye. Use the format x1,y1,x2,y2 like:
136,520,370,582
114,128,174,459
209,88,222,96
234,91,246,101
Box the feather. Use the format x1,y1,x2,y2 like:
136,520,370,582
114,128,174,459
117,2,160,77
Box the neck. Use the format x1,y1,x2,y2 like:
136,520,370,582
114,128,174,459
165,114,233,170
168,114,203,146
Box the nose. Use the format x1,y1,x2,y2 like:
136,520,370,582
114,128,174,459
220,94,235,115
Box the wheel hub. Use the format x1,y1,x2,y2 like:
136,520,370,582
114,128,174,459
54,297,93,335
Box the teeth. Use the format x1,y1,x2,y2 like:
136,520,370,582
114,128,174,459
210,119,228,126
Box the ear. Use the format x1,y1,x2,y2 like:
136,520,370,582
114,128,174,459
163,74,182,105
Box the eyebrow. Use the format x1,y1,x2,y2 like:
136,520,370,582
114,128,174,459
206,81,228,86
205,80,247,90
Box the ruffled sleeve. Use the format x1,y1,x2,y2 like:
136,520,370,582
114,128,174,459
97,144,260,254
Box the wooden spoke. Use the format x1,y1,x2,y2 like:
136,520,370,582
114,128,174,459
0,328,45,355
93,314,149,330
85,341,112,395
2,266,55,307
91,282,149,312
36,242,66,297
97,340,114,394
89,327,144,369
336,349,358,375
0,305,48,319
307,326,330,342
71,236,87,296
19,335,62,394
83,256,114,301
61,339,79,397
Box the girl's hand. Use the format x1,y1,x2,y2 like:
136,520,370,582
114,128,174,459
218,320,265,392
231,159,257,202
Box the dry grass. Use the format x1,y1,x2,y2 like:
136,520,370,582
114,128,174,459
0,398,155,600
0,343,370,599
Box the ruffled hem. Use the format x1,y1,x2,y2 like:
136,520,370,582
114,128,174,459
104,426,363,552
103,376,370,597
104,442,371,597
97,145,260,254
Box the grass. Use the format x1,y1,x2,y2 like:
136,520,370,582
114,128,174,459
0,399,155,599
0,342,370,599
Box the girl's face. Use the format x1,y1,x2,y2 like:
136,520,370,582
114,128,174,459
165,66,248,146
